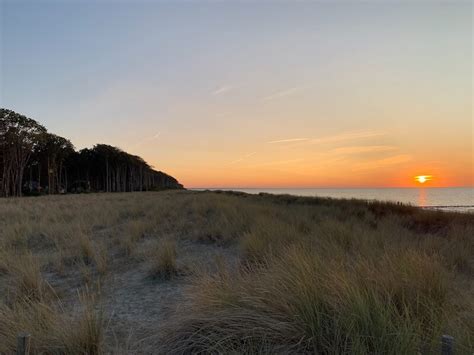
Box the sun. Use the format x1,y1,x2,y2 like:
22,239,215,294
415,175,432,184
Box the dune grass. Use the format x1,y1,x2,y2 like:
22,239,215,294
149,240,178,280
0,288,104,354
0,190,472,353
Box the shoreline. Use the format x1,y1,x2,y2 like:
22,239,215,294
192,187,474,212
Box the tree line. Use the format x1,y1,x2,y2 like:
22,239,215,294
0,108,183,197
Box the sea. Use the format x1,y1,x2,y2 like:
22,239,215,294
195,187,474,213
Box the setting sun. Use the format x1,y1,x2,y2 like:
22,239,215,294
415,175,433,184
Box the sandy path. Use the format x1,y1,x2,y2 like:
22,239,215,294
100,239,240,350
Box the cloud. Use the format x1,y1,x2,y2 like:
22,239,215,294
330,145,396,155
310,130,386,145
262,87,299,101
266,130,385,146
130,131,161,148
229,151,257,165
267,138,309,144
250,158,305,167
212,85,233,96
248,158,306,168
353,154,412,171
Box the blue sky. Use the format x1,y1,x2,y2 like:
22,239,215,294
1,1,472,187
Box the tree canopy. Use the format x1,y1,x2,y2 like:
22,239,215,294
0,108,182,197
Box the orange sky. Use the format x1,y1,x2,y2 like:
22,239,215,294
3,2,472,188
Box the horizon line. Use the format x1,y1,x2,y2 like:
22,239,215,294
187,185,474,190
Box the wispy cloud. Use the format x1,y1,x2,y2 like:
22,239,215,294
212,85,233,96
251,158,305,167
353,154,412,171
330,145,396,155
310,130,385,144
262,87,299,101
266,130,385,146
229,151,257,165
131,131,161,148
267,138,309,144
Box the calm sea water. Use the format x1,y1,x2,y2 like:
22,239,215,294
197,187,474,213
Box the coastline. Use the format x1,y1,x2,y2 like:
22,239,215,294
192,187,474,213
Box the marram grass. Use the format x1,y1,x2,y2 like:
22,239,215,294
0,191,472,353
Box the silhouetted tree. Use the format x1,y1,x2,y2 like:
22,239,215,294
29,133,75,194
0,109,46,197
1,108,182,197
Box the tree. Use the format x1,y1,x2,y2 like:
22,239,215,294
0,109,46,197
0,108,183,197
31,133,75,194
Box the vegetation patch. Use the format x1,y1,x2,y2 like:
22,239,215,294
0,191,472,353
149,240,178,280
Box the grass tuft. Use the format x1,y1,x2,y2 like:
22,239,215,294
149,240,178,280
0,288,104,354
8,253,52,302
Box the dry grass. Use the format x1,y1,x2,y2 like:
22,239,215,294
149,240,178,280
8,253,53,303
0,288,104,354
0,190,472,353
62,289,105,354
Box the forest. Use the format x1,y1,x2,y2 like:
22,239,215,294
0,108,183,197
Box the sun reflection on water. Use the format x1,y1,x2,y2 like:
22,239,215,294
418,188,427,207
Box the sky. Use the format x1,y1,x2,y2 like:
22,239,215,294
0,0,472,188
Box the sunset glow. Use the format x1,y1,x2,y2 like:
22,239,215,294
1,2,472,188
